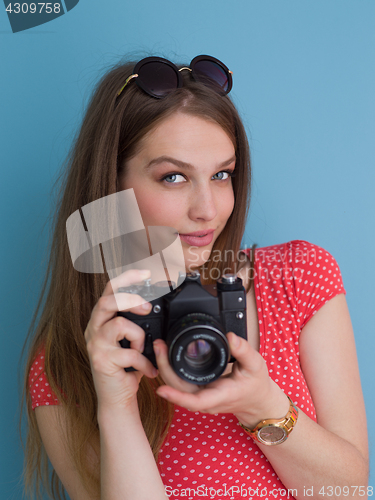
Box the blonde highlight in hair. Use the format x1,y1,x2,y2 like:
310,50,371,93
21,56,252,498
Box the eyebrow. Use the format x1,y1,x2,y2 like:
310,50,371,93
144,155,236,171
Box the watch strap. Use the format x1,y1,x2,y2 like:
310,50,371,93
238,395,298,445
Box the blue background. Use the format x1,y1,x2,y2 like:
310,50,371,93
1,1,374,498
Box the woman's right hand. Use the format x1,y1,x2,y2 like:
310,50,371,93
84,269,158,413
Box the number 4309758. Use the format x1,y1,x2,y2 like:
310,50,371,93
6,3,61,14
319,486,373,497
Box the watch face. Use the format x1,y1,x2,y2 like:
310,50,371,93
258,425,287,445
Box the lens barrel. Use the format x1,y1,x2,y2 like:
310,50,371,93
168,313,230,385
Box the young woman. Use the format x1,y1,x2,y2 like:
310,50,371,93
23,55,369,500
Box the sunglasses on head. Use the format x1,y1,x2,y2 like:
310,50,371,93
117,55,233,99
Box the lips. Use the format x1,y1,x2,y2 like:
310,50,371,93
180,229,215,237
179,229,215,247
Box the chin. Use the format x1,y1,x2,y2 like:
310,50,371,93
185,261,201,272
184,249,210,271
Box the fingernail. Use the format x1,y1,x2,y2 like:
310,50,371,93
139,269,150,278
153,341,160,356
142,301,151,310
157,391,169,400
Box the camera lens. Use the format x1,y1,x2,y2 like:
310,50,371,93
168,313,230,385
184,339,213,368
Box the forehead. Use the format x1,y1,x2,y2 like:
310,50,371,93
134,112,235,163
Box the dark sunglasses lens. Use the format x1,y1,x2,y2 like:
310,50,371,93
138,62,178,97
193,60,230,94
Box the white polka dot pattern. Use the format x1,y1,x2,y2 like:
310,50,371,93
157,240,346,499
29,240,346,499
29,349,60,409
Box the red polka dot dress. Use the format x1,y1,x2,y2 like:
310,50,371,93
29,240,346,499
157,240,346,499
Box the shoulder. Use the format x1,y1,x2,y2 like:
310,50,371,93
242,239,339,265
240,240,346,329
241,239,344,281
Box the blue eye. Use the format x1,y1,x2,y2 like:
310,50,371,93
213,170,235,180
213,171,228,180
161,170,235,184
163,173,186,183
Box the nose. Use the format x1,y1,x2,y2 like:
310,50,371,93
188,185,217,222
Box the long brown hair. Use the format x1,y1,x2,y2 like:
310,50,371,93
21,56,253,499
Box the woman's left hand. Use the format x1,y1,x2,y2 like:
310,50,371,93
154,332,289,428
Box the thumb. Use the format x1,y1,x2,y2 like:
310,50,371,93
153,339,183,385
227,332,264,374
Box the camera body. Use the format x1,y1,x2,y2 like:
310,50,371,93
118,272,247,385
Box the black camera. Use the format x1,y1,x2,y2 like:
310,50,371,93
117,271,247,385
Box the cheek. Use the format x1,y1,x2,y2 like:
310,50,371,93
221,189,235,218
133,189,181,225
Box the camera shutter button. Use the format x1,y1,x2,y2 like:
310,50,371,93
220,274,237,284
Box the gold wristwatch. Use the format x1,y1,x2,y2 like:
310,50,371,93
238,396,299,446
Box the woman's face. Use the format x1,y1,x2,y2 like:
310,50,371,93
119,112,236,271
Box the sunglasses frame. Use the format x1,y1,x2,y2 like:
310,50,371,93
117,55,233,99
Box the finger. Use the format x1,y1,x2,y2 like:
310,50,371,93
98,315,147,352
111,347,158,379
102,269,151,297
227,332,264,375
154,340,202,394
91,292,152,329
153,340,187,388
156,383,222,412
153,339,175,379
